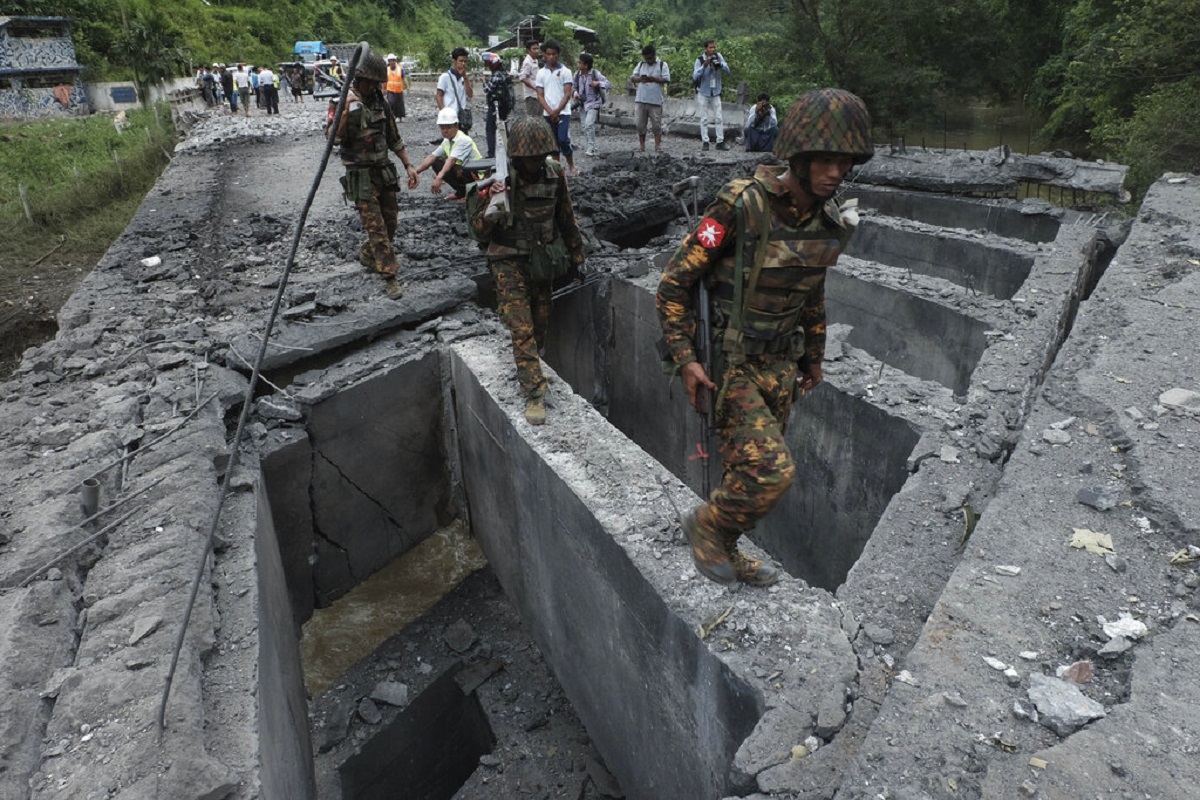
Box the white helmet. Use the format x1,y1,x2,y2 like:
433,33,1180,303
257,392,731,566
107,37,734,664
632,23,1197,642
386,53,398,61
436,107,459,126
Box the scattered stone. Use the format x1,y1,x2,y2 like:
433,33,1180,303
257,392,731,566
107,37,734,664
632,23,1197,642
479,754,501,768
443,618,477,653
1042,429,1071,445
1098,636,1132,659
939,445,960,463
1004,667,1022,687
1076,486,1119,511
128,616,162,645
1012,699,1039,722
942,691,968,708
1101,612,1147,640
1056,661,1093,684
1124,406,1144,420
1018,779,1038,796
863,624,895,646
1019,651,1040,661
1104,553,1128,573
140,256,162,268
895,670,919,686
1027,673,1106,736
256,396,302,421
369,681,409,707
995,565,1022,576
983,656,1008,671
1049,417,1077,430
1159,388,1200,413
356,697,382,725
816,686,848,738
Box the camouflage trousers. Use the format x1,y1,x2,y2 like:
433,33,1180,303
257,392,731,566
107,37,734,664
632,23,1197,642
695,353,799,547
352,177,400,278
490,256,552,398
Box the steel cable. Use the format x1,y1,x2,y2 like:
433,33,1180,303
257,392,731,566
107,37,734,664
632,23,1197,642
157,41,369,734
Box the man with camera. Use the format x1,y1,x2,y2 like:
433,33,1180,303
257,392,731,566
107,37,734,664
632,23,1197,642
692,39,730,151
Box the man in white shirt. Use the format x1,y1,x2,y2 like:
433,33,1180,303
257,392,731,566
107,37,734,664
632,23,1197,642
233,63,252,117
631,44,670,151
535,39,576,176
519,40,541,118
413,106,483,199
436,47,474,131
258,66,278,114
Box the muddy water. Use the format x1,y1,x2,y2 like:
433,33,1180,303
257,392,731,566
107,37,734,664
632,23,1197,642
300,520,488,695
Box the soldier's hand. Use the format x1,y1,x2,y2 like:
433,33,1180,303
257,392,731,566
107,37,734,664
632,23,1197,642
406,168,419,190
797,361,823,394
682,361,717,411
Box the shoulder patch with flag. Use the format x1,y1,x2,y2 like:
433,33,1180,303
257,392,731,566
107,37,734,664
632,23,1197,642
696,217,726,248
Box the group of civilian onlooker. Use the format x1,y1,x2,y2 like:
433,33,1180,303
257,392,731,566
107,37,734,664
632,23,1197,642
195,63,284,115
510,38,779,159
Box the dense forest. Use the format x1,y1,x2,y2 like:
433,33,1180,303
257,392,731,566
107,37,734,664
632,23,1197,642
7,0,1198,196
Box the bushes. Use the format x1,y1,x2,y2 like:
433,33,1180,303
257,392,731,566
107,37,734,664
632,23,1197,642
0,104,176,233
1100,77,1200,199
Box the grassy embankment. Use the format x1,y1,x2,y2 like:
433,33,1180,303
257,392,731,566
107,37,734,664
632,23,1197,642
0,105,175,375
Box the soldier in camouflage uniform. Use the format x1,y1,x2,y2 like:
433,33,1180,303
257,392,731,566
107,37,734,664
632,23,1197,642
329,50,419,299
470,116,586,425
656,88,873,586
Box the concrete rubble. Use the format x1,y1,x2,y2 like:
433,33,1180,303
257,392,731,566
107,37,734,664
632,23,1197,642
0,89,1198,800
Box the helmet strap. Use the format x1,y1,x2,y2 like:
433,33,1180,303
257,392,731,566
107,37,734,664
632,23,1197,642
791,155,835,202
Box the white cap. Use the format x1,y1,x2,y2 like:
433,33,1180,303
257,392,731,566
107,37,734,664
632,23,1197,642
386,53,398,61
330,56,338,62
436,107,459,126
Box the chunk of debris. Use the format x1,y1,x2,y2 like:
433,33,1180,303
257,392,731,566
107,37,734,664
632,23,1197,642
1159,388,1200,412
128,616,162,646
983,656,1009,671
357,697,382,725
1101,612,1147,641
370,681,409,707
1076,486,1119,511
1042,429,1072,445
443,618,477,653
1027,673,1105,736
995,565,1022,577
1070,528,1115,556
1056,661,1093,684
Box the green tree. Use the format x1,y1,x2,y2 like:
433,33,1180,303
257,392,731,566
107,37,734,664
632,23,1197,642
115,7,190,103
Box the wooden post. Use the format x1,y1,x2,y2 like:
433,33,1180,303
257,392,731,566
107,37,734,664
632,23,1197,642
19,183,33,223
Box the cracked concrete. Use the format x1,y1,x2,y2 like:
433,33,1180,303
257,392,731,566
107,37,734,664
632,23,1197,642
1,88,1198,800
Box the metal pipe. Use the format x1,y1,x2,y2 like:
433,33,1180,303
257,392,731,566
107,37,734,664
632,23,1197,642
80,478,100,519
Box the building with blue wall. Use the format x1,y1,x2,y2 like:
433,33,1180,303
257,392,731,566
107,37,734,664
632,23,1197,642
0,16,89,119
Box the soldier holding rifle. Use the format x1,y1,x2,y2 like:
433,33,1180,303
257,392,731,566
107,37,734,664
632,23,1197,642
656,89,874,587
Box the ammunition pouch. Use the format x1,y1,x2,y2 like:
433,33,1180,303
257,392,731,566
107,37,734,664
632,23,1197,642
339,163,398,202
527,236,570,281
339,166,373,202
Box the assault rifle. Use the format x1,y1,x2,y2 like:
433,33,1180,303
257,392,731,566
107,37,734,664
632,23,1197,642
672,175,715,496
483,125,511,225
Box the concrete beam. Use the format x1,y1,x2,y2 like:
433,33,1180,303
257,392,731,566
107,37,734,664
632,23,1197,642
449,337,859,798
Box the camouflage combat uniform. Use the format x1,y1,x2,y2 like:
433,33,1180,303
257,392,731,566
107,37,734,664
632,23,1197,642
336,89,407,277
470,157,585,400
657,164,852,557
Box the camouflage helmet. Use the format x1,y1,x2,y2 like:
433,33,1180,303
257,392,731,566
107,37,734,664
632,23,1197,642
354,51,388,83
774,88,873,164
507,117,558,158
